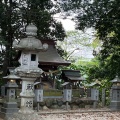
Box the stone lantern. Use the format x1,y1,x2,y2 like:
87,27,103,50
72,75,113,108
9,23,48,120
1,68,21,118
110,75,120,110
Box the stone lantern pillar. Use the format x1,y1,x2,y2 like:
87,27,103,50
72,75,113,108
9,24,48,120
61,82,72,110
34,82,44,112
110,75,120,110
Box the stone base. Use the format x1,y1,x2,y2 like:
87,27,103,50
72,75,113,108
110,101,120,110
6,112,44,120
0,102,19,119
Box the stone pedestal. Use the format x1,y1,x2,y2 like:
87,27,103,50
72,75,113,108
15,69,43,112
1,102,18,119
19,77,35,113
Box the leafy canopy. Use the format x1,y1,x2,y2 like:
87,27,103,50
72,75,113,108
60,0,120,78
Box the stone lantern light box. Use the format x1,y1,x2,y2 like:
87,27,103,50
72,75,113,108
20,52,38,68
3,68,21,101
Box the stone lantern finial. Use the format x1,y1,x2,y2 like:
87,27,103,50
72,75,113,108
26,23,37,37
111,75,120,83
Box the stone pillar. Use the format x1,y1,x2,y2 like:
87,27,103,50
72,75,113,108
62,82,72,110
19,78,35,113
34,82,44,112
91,88,99,108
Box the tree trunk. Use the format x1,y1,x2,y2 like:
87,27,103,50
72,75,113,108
2,45,10,85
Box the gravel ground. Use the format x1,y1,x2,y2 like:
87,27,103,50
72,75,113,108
39,108,120,120
0,108,120,120
40,112,120,120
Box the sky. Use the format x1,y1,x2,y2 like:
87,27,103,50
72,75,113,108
54,14,76,31
60,19,76,31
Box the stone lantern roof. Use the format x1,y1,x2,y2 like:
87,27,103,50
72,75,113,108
3,68,21,80
13,24,48,51
111,75,120,83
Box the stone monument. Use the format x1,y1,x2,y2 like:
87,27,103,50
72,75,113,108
8,24,48,120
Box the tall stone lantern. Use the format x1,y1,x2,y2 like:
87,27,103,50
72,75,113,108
10,24,48,120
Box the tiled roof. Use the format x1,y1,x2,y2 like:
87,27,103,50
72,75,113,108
38,40,70,66
61,70,85,81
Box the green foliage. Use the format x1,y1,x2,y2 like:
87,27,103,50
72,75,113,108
91,35,102,49
79,0,120,78
61,0,120,80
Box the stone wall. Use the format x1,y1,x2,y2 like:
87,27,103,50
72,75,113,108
34,98,94,110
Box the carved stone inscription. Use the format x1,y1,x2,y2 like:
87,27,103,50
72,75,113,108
26,84,34,90
22,53,28,65
63,89,72,101
9,89,15,98
26,100,33,108
37,90,43,102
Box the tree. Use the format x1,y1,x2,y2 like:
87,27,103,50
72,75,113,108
60,0,120,79
57,30,94,61
0,0,66,77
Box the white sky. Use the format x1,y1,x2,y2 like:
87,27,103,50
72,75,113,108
54,14,75,31
60,19,75,31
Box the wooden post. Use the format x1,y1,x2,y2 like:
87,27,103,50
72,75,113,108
66,101,69,110
93,101,97,108
37,102,39,112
